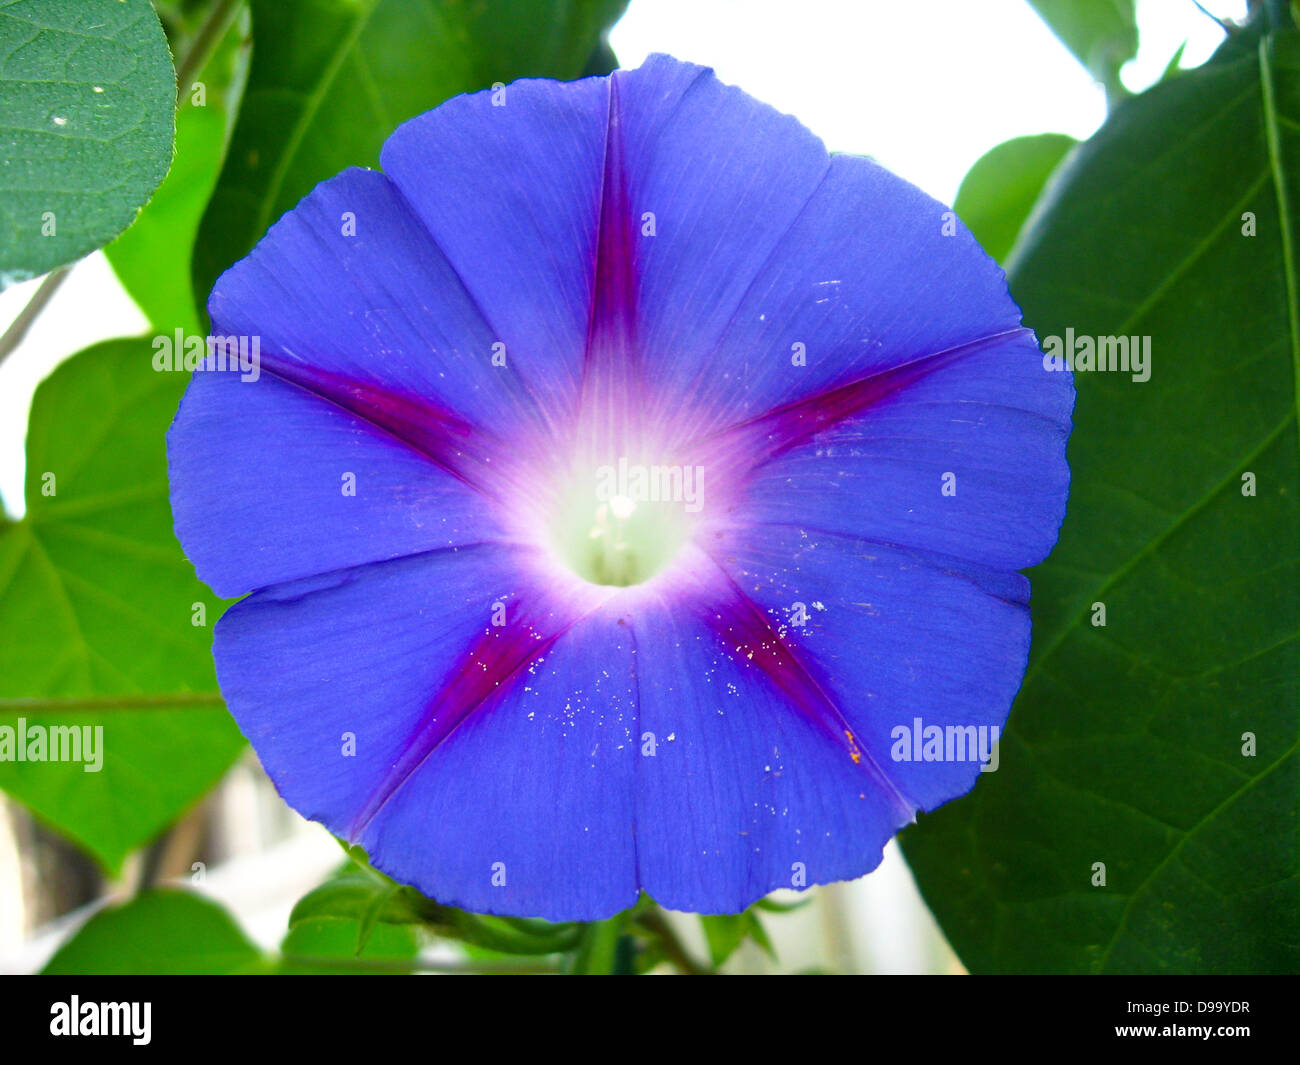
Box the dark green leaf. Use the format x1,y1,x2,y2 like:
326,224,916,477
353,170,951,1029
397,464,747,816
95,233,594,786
0,339,243,870
193,0,629,303
0,0,176,286
43,889,264,974
953,133,1077,265
904,25,1300,974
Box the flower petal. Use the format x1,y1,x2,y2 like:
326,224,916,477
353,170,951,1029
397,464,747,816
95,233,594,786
213,548,638,920
206,166,558,445
610,55,832,417
357,609,640,920
719,328,1072,572
627,551,911,912
634,147,1071,450
379,74,611,424
707,525,1031,813
168,371,511,599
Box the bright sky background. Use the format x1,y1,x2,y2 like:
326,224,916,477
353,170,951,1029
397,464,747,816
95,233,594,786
612,0,1246,202
0,0,1249,519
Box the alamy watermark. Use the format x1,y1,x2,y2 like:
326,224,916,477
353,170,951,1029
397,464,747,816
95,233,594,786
0,718,103,772
890,717,999,772
594,457,705,513
152,329,261,382
50,996,150,1045
1041,327,1151,382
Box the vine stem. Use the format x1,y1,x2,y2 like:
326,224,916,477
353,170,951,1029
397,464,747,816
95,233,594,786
174,0,246,99
0,692,225,713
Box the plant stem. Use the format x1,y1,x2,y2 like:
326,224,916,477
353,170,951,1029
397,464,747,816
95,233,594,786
0,692,225,712
174,0,245,98
0,267,70,369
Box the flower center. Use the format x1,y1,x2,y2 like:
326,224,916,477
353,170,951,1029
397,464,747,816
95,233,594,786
548,463,700,587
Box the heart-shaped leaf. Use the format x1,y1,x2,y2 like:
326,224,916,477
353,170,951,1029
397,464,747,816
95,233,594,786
954,133,1077,264
0,0,176,286
43,889,264,974
903,24,1300,974
0,339,243,871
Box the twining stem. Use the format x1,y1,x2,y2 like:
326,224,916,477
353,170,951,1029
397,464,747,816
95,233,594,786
174,0,246,99
0,268,69,369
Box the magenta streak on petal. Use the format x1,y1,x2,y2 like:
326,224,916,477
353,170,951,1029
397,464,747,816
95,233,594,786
347,597,583,839
574,73,643,461
252,353,523,500
701,564,915,820
588,76,639,362
695,328,1032,487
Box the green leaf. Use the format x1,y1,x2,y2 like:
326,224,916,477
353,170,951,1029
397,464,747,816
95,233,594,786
105,104,224,334
193,0,629,303
1027,0,1138,97
746,913,777,962
354,884,400,953
1160,40,1190,84
752,895,811,914
289,864,585,955
953,133,1076,265
283,867,424,969
43,889,264,974
699,913,748,967
699,909,776,967
105,10,249,333
0,0,176,287
289,871,427,928
0,339,243,871
903,25,1300,974
278,917,420,973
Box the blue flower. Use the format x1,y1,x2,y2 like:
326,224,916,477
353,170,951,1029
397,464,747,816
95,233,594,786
168,55,1072,920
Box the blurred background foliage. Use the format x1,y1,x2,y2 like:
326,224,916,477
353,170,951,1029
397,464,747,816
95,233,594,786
0,0,1294,974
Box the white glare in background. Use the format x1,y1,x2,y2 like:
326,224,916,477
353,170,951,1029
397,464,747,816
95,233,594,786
0,256,148,520
612,0,1236,204
1124,0,1248,94
611,0,1107,203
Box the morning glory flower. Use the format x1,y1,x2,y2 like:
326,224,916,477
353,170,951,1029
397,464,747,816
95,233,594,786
167,54,1072,920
